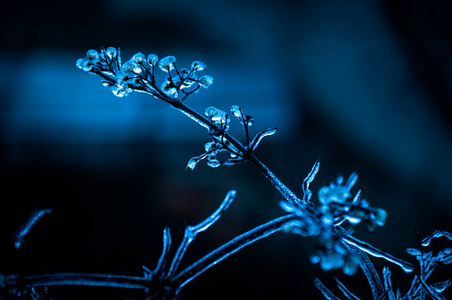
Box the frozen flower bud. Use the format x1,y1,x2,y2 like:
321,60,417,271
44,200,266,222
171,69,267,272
205,106,221,118
160,81,178,98
345,214,362,225
132,52,146,64
111,82,131,98
206,155,221,168
147,54,158,65
76,58,95,72
158,56,176,72
372,208,387,226
320,252,345,271
231,105,243,119
366,208,387,231
199,75,214,88
343,255,360,275
86,49,99,59
191,60,206,72
406,248,422,256
106,47,117,59
186,157,198,171
180,68,190,77
76,58,87,70
204,142,216,152
116,72,129,82
318,186,350,205
205,106,230,132
121,62,134,73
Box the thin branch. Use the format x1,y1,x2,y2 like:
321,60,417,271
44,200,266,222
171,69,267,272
166,190,236,278
172,213,299,291
4,273,151,290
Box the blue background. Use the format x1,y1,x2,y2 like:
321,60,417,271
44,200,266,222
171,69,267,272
1,0,451,299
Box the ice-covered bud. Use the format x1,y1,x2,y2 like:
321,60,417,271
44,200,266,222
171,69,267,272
116,72,129,82
191,61,206,72
106,47,117,59
177,68,197,89
160,81,178,98
320,252,345,271
321,212,334,225
310,254,321,264
132,64,142,74
345,214,363,225
111,82,131,98
121,61,134,73
343,255,360,275
132,52,146,64
158,56,176,72
318,186,350,205
204,142,216,152
231,105,243,119
186,157,198,171
205,106,221,118
86,49,99,59
76,58,92,72
406,248,422,256
147,54,158,65
227,142,239,158
366,208,387,231
206,106,230,134
206,155,221,168
373,208,387,226
206,107,228,123
199,75,214,88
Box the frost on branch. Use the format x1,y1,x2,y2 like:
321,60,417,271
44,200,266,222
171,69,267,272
186,105,277,170
315,230,452,300
76,46,213,101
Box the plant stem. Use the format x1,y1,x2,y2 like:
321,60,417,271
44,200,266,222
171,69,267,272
171,213,298,292
3,273,151,290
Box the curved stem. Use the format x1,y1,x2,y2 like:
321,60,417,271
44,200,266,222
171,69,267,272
172,213,298,291
4,273,151,290
340,230,414,273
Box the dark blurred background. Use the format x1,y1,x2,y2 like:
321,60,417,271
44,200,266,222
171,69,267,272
1,0,451,299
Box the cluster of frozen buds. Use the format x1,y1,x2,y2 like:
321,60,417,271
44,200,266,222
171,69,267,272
318,173,387,231
316,230,452,300
76,46,213,100
186,105,277,170
280,166,387,275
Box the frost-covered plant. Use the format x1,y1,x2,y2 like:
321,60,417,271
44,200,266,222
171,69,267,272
314,230,452,299
1,46,449,299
